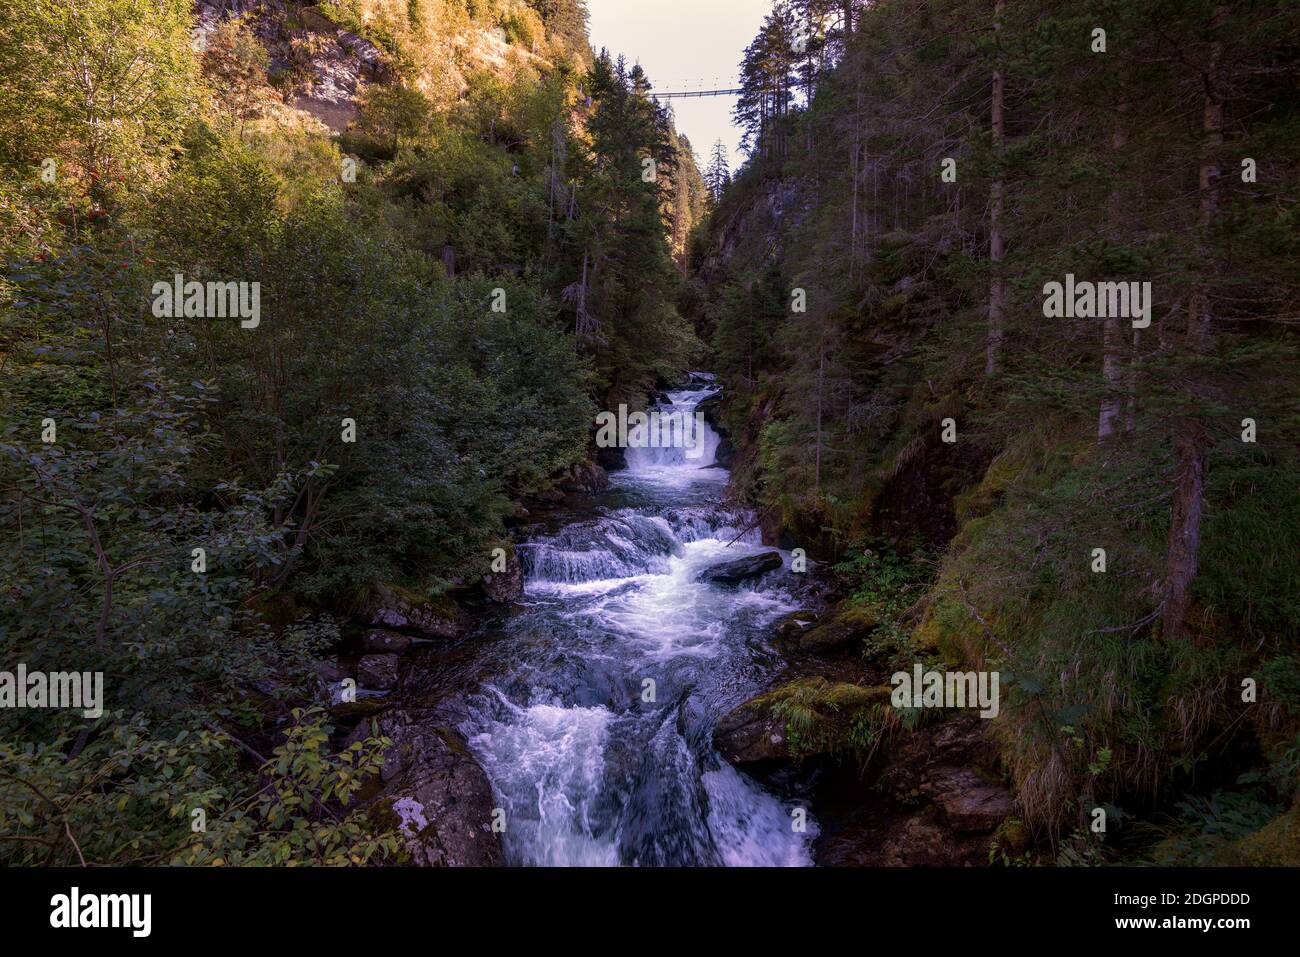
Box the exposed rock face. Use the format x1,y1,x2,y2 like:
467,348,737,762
694,393,735,468
925,767,1016,833
709,434,736,469
872,715,1016,846
716,589,1020,865
697,551,783,585
350,711,504,867
807,716,1018,866
361,585,469,640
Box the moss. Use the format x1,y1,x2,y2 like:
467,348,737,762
376,582,460,621
754,678,895,759
791,605,880,653
993,816,1032,855
1234,807,1300,866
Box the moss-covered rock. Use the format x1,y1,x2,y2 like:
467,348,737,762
785,604,880,654
773,609,818,642
360,583,469,640
714,677,894,762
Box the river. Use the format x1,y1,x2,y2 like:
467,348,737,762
458,374,818,866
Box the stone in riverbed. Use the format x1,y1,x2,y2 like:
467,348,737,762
697,551,783,585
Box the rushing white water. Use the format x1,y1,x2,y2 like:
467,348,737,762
462,376,818,866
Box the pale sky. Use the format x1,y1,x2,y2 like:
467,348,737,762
585,0,774,173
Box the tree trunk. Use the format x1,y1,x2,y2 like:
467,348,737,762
1098,107,1128,440
1163,6,1227,643
985,0,1006,377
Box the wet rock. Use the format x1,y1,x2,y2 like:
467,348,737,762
694,393,734,468
361,629,412,655
351,711,504,866
697,551,783,585
358,654,401,691
360,585,469,641
710,435,736,469
481,545,525,603
695,391,723,427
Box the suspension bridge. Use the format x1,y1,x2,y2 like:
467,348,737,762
655,87,744,99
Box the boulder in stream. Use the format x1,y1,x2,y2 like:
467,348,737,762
557,460,609,493
697,550,783,585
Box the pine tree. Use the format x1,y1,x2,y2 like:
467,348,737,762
704,139,731,202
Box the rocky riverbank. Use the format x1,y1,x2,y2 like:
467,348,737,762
709,569,1025,866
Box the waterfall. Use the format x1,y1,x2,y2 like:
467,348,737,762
623,383,723,473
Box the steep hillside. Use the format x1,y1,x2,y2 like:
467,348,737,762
693,0,1300,864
